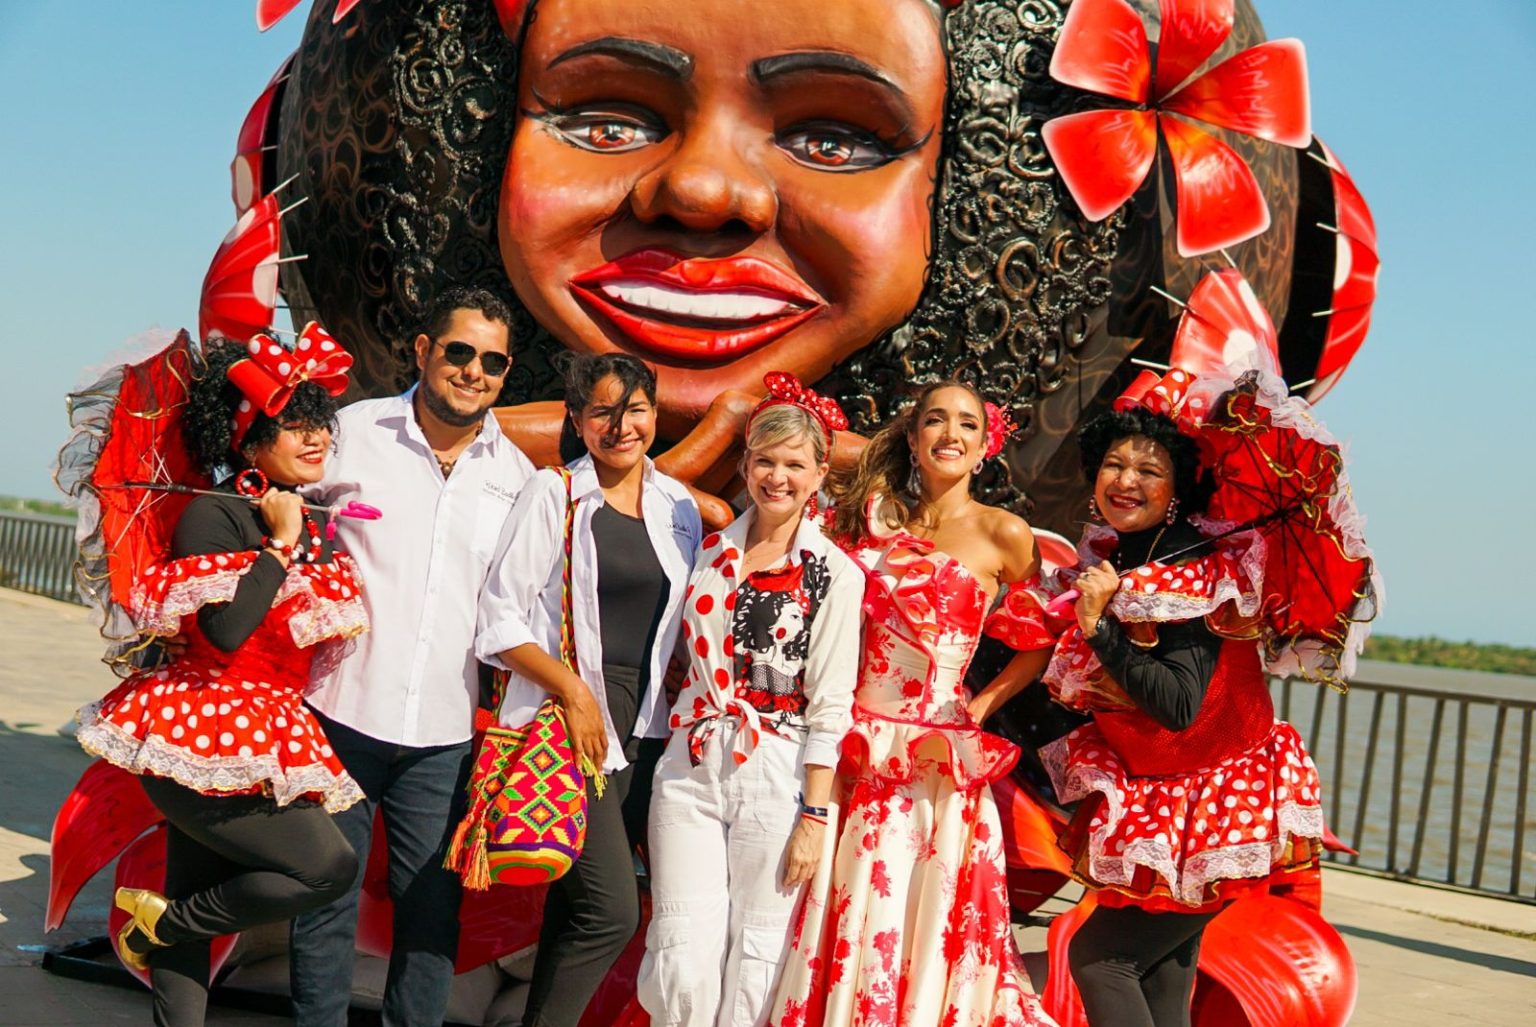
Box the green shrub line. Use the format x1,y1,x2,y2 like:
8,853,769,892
1364,635,1536,677
0,494,74,519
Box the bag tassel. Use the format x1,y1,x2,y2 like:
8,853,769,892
580,754,607,801
445,799,494,891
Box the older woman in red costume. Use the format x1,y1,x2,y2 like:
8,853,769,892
74,331,367,1026
1043,367,1355,1027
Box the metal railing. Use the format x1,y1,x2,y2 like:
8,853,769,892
1274,670,1536,904
0,510,81,605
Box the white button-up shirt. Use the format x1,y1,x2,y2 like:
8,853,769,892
305,388,534,747
475,454,702,772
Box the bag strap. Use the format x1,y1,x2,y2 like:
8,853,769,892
555,467,577,671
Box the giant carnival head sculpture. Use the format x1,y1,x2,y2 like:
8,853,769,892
223,0,1375,531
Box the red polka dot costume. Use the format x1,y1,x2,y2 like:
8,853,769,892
76,549,368,811
1041,523,1325,913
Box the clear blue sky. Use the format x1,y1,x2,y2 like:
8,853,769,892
1,2,1532,645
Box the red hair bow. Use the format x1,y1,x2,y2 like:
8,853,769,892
228,321,353,451
751,372,849,448
982,401,1017,460
1113,367,1208,426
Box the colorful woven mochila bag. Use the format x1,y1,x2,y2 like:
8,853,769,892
446,469,606,889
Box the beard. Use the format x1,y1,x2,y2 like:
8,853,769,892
419,377,491,428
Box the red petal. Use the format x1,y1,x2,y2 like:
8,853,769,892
47,761,162,931
255,0,305,32
994,777,1072,876
332,0,363,23
1163,39,1312,148
1161,115,1270,256
1049,0,1151,103
1171,268,1280,376
1153,0,1233,96
1043,894,1097,1026
1042,109,1158,222
1196,895,1357,1026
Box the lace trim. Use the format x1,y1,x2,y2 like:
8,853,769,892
76,701,365,813
131,561,255,635
1041,734,1324,907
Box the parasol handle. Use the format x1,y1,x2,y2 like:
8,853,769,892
1044,589,1080,618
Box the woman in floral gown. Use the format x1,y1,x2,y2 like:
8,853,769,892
773,382,1057,1027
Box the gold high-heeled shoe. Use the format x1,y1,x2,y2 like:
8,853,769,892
112,887,169,972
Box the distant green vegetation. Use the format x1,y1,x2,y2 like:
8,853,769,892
1365,635,1536,677
0,494,74,519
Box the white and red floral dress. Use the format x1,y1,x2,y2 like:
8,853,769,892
76,548,368,812
1041,523,1325,913
773,505,1056,1027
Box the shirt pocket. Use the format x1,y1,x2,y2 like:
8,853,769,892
469,487,515,562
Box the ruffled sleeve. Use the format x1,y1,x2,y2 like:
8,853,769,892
129,550,264,637
983,578,1058,651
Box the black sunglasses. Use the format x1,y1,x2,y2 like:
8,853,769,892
433,340,510,378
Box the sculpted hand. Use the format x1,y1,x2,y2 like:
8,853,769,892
257,488,305,546
781,817,825,889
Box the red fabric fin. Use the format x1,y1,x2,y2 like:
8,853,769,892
255,0,304,32
1171,267,1280,376
1198,895,1358,1026
47,760,162,931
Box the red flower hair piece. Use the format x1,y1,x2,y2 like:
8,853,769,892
982,401,1017,460
1042,0,1311,256
749,372,849,451
228,322,353,450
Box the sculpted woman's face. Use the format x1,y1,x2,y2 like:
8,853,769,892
500,0,946,436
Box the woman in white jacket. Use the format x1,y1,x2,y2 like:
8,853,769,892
476,353,701,1027
638,375,864,1027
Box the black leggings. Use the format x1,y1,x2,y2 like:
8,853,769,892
138,776,357,1027
1068,903,1220,1027
522,664,662,1027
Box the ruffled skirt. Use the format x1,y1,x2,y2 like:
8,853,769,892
78,663,363,813
1042,718,1323,911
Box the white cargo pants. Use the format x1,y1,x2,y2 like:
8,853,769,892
637,723,807,1027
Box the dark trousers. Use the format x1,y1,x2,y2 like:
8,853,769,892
522,664,663,1027
1068,903,1220,1027
288,712,474,1027
138,777,357,1027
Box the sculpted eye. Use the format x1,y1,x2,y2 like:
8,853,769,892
778,122,898,171
545,111,667,153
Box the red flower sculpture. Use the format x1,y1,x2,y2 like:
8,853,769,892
255,0,362,31
1042,0,1311,256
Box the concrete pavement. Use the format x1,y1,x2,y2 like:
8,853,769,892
1,587,1532,1024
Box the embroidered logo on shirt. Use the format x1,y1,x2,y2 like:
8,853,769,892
483,481,519,504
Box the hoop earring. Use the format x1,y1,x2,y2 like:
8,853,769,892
971,460,984,477
234,467,269,498
905,452,922,499
1165,496,1180,526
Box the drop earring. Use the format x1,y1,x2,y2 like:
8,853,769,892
1165,496,1180,525
1088,496,1103,522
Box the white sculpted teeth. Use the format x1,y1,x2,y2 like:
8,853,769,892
599,282,794,321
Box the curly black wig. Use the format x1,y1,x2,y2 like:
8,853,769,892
1077,408,1214,518
184,339,342,476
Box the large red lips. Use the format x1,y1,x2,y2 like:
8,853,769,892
570,248,826,362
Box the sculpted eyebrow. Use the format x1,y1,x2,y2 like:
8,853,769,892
750,51,899,90
548,37,693,79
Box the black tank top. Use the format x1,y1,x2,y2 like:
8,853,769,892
591,503,668,678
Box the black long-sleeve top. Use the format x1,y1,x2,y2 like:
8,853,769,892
169,481,332,653
1084,520,1222,732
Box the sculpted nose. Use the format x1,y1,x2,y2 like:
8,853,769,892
629,125,777,234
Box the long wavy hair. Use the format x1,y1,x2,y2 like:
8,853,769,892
830,379,988,544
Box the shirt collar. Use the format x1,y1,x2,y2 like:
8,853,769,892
565,452,663,503
382,385,504,457
719,505,833,571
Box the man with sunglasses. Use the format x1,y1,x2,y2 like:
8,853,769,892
290,286,535,1027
